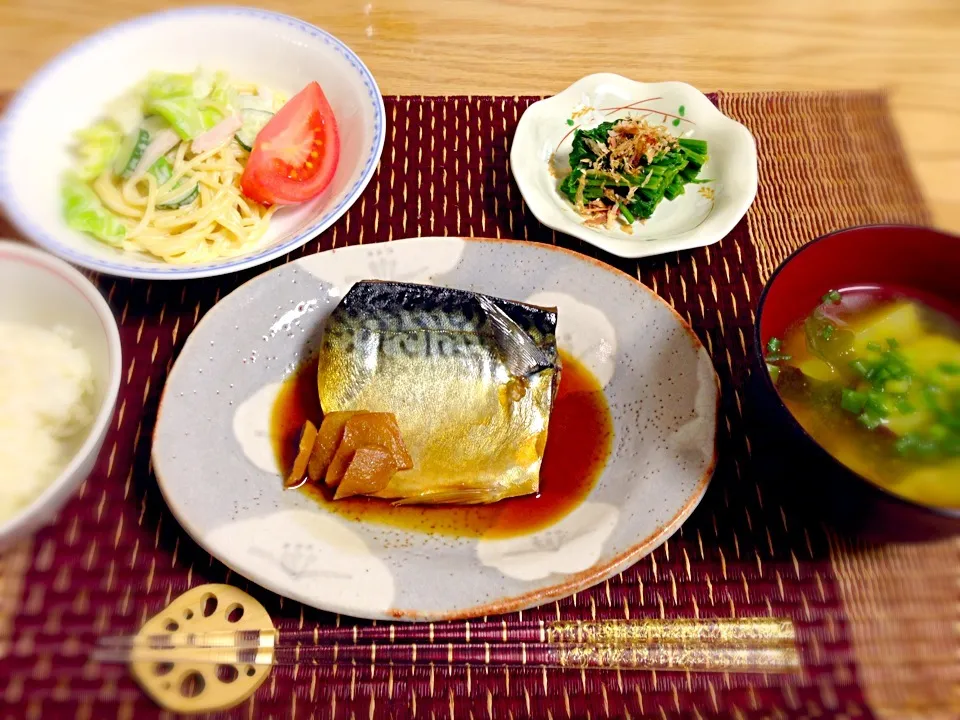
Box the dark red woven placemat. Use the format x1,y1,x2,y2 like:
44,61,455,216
0,92,933,719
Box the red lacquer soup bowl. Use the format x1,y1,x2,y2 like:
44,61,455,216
749,225,960,541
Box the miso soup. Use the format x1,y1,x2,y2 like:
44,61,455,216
766,287,960,509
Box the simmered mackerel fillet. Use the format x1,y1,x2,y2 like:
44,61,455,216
317,280,560,504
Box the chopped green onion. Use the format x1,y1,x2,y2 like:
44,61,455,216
866,341,882,352
858,412,882,431
870,368,891,389
915,437,939,458
938,362,960,375
923,385,944,412
849,359,870,377
886,338,899,349
865,392,890,418
821,289,842,304
884,361,908,379
766,363,780,383
678,105,686,117
929,424,949,442
894,434,918,455
766,337,782,353
820,324,836,341
895,398,916,415
841,389,867,414
885,378,911,394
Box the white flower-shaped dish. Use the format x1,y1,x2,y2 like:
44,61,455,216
0,7,384,280
511,74,757,259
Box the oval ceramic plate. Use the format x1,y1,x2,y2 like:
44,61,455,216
511,74,757,259
0,7,384,280
153,237,719,620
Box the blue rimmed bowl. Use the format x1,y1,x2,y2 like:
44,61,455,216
0,7,384,280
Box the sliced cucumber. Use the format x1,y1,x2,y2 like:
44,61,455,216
148,157,173,186
113,128,150,179
235,109,274,151
156,183,199,210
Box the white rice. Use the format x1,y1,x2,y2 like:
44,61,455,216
0,321,95,522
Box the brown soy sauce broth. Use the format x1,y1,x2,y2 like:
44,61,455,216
776,284,960,507
271,350,613,538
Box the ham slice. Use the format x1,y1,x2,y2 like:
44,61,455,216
191,115,243,154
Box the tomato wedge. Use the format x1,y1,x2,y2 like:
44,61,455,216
240,81,340,206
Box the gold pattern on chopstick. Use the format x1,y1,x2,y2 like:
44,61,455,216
545,618,795,646
555,644,800,673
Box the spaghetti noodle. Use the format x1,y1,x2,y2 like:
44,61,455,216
91,137,277,264
62,69,286,264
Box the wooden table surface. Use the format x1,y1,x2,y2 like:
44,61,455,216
0,0,957,232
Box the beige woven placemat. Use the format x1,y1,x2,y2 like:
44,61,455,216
717,90,959,720
0,542,31,658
